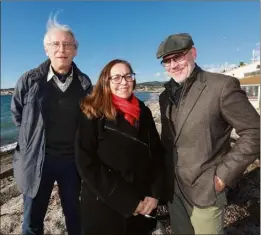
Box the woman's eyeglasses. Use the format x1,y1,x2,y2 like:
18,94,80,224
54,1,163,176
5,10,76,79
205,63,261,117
109,73,135,84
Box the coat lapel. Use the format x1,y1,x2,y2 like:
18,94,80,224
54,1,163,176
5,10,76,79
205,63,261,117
174,78,206,144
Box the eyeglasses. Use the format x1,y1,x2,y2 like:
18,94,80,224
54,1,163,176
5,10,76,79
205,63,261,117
109,73,135,84
47,41,76,50
161,50,190,67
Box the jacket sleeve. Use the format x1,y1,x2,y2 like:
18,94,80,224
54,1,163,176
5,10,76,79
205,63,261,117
216,76,260,187
159,94,174,151
10,72,29,130
146,107,165,200
75,112,141,218
159,93,175,202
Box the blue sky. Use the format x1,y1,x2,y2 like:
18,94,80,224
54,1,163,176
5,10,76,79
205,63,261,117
1,1,260,88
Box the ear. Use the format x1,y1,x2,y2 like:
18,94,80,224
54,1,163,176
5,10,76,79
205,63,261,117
191,47,197,60
74,49,78,57
44,46,49,57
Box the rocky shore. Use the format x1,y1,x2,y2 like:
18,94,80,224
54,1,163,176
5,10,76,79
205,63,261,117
0,97,260,235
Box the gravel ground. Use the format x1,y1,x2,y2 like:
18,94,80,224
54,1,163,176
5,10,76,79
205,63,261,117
1,100,259,234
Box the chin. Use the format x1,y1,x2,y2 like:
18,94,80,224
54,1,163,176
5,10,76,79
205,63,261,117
117,93,131,99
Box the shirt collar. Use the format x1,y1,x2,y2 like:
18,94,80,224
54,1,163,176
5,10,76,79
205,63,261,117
47,65,73,82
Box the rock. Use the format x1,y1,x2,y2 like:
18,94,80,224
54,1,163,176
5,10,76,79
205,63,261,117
0,98,259,235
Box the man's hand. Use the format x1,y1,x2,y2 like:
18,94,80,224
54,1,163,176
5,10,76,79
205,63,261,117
138,197,158,215
214,175,226,192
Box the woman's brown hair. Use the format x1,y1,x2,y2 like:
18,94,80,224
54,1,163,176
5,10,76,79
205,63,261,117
81,59,136,119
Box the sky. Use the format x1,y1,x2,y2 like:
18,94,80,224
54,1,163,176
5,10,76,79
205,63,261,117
1,1,260,89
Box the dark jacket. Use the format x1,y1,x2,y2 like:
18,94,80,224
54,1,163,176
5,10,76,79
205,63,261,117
160,65,260,208
10,59,92,198
75,101,164,235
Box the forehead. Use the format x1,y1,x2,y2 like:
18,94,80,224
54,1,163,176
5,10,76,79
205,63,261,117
48,30,74,42
110,63,130,75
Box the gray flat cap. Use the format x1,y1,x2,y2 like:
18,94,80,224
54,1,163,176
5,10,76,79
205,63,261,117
156,33,194,59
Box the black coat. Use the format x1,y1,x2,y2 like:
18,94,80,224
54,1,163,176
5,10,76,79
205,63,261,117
75,100,164,235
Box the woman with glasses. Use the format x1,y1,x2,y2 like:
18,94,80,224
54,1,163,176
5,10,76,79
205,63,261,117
75,59,164,235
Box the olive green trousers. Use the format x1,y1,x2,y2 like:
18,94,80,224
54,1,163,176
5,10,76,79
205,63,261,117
168,183,227,235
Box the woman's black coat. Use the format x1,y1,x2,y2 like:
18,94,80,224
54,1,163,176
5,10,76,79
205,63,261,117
75,100,164,235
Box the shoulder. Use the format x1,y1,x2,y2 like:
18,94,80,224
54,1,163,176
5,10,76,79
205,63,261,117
201,70,239,87
73,63,92,83
138,99,150,113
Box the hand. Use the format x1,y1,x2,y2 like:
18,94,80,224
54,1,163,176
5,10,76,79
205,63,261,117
138,197,158,215
214,175,226,192
133,201,145,216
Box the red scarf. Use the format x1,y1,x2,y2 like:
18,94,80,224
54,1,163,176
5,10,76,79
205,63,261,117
112,94,140,126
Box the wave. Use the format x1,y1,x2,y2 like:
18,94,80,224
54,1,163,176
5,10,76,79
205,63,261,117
0,142,17,153
0,93,160,154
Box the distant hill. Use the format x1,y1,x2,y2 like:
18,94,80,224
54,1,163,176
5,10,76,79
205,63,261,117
137,81,165,86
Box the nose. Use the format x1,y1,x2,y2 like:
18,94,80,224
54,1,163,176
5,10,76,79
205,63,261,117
169,59,179,69
120,76,128,85
58,44,66,52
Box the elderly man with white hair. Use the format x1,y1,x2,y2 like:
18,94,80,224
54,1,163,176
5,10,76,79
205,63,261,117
11,14,92,235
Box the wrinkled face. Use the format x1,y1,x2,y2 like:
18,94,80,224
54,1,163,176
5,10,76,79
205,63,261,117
162,47,197,83
109,63,135,99
44,30,77,73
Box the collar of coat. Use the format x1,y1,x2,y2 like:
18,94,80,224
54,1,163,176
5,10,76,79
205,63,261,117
163,63,204,97
29,59,92,91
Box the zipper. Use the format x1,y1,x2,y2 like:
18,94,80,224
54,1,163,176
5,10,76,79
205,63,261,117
174,81,188,126
104,125,148,147
37,84,46,177
171,81,195,206
147,132,152,159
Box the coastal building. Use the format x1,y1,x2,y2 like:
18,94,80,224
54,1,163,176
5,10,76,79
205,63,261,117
240,75,260,109
222,61,260,109
223,61,260,78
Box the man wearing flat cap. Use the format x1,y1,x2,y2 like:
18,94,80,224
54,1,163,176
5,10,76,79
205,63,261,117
157,33,260,234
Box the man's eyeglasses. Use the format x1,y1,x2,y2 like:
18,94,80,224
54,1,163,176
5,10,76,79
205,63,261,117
47,41,76,50
161,50,190,67
109,73,135,84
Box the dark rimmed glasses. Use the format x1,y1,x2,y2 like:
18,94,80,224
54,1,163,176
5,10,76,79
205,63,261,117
161,50,190,67
109,73,136,84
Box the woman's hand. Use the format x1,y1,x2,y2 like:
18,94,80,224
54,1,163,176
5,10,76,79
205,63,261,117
133,201,145,216
138,197,158,215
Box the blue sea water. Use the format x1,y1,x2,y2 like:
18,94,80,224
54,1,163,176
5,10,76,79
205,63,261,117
0,92,156,147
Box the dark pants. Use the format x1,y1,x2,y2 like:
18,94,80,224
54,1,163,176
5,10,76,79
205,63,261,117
22,155,81,235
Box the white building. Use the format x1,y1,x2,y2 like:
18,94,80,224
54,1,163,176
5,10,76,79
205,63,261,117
223,61,260,79
222,61,260,110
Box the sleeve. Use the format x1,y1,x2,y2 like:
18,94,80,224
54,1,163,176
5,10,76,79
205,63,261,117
216,76,260,187
159,94,175,202
75,112,141,218
10,73,29,130
159,94,174,151
146,107,165,200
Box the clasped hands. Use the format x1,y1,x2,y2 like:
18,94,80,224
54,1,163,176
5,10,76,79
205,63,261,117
133,196,158,216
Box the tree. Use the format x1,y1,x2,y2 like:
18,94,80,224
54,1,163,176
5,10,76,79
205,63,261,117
239,62,246,67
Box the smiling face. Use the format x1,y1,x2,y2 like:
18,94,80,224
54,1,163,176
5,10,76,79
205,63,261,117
109,63,135,99
44,29,77,74
163,47,197,83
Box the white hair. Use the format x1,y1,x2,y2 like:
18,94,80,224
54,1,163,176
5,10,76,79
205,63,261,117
43,10,79,49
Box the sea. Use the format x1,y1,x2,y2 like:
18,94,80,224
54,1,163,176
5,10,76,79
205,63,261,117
0,92,158,152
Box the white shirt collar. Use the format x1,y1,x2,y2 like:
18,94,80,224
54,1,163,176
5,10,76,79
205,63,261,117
47,65,73,82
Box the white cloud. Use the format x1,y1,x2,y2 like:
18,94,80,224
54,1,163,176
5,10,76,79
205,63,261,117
153,72,170,81
203,62,237,73
252,43,260,61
